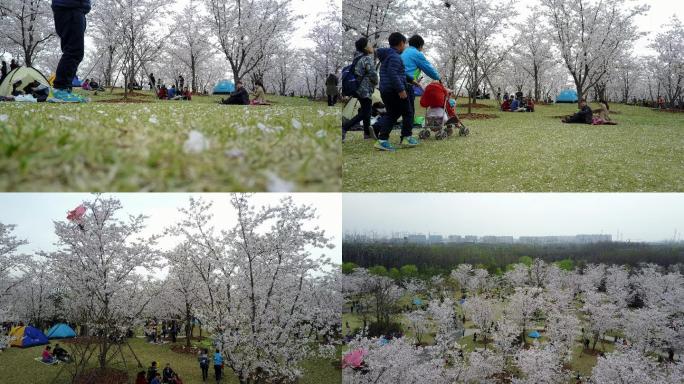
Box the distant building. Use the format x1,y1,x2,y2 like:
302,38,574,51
447,235,463,243
428,234,443,244
464,235,478,243
406,234,427,244
481,236,515,244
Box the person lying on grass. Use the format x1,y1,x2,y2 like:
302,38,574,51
221,80,250,105
561,99,593,124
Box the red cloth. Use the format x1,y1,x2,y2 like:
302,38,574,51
501,99,511,111
420,82,455,117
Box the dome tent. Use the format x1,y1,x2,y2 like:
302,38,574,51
46,323,76,339
556,89,578,103
9,326,49,348
213,79,235,94
412,298,423,306
0,66,51,97
528,330,541,339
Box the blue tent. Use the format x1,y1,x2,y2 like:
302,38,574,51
412,298,423,306
72,76,82,87
528,330,541,339
46,323,76,339
10,326,49,348
213,79,235,94
556,89,578,103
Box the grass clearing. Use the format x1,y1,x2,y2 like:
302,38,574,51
0,90,340,191
0,337,340,384
342,98,684,191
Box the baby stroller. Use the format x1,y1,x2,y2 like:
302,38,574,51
418,83,470,140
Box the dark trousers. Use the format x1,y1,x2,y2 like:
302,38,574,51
377,91,413,140
201,365,208,381
214,365,222,382
53,7,87,90
407,85,416,124
342,97,372,136
327,94,338,106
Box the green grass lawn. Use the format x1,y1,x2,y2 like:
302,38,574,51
342,98,684,191
0,337,340,384
0,90,340,191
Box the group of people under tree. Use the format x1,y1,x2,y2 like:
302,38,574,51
500,92,535,112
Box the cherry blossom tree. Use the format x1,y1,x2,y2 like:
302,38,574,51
506,287,544,346
513,346,567,384
169,0,216,93
0,0,55,66
342,0,406,50
591,347,684,384
511,10,556,101
205,0,297,83
168,194,339,384
541,0,649,104
649,16,684,107
463,295,496,348
43,196,161,369
425,0,516,113
0,222,27,320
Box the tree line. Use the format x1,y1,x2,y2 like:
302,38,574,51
343,241,684,275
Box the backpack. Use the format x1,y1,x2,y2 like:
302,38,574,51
341,55,367,97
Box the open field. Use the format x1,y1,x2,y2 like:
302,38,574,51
342,98,684,191
0,90,340,191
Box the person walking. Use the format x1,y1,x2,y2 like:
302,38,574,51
342,37,378,142
213,349,223,383
198,348,209,382
401,34,441,130
326,73,339,106
51,0,91,102
374,32,416,151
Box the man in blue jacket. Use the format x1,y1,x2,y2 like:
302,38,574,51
375,32,417,152
402,35,441,126
51,0,90,102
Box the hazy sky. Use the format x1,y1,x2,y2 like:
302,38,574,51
0,193,342,265
343,193,684,242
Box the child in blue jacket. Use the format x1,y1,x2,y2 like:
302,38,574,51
375,32,418,151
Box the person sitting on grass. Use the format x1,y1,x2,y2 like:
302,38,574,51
561,99,593,124
221,80,249,105
81,78,91,91
168,85,176,100
182,87,192,101
135,371,147,384
501,97,511,111
251,81,270,105
147,361,159,383
525,98,535,112
41,345,56,364
53,343,70,362
150,372,162,384
158,85,168,100
51,0,91,102
509,96,520,112
162,363,176,383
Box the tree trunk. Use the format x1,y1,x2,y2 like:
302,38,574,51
185,304,192,348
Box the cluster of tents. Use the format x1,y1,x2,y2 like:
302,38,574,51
7,323,76,348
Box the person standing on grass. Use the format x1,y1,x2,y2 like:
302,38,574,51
213,349,223,383
198,348,209,382
51,0,90,102
0,61,7,82
374,32,417,151
326,73,339,106
342,37,378,142
402,35,441,128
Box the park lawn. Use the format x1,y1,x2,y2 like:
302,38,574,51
342,98,684,191
0,90,340,191
0,337,340,384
